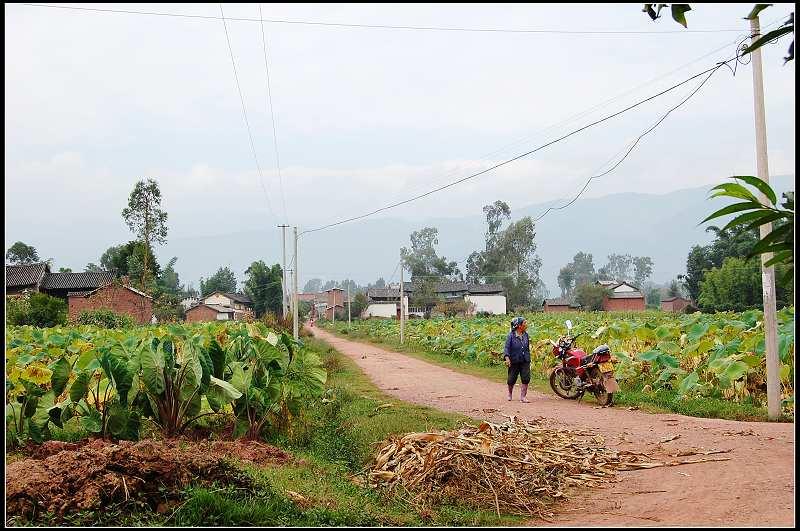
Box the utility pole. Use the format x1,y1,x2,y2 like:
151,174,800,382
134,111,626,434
347,282,351,328
399,259,404,345
278,224,289,319
292,227,299,340
748,14,780,420
332,284,335,326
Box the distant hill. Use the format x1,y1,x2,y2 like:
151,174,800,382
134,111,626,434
158,174,794,294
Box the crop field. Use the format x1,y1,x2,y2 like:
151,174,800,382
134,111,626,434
326,308,795,412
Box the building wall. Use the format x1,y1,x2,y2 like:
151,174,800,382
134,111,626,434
326,289,344,308
68,285,152,324
603,297,646,311
544,304,571,313
204,293,233,307
363,297,408,319
186,305,221,322
465,295,506,315
613,284,637,293
662,299,690,312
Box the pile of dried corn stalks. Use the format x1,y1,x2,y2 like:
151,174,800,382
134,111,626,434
367,416,674,517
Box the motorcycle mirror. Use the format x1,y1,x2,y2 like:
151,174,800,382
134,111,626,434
565,320,573,330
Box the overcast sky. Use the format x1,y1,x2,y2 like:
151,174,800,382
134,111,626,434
5,3,796,287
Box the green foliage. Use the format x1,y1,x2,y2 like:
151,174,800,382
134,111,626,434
76,309,136,329
6,241,40,264
350,292,368,319
703,177,794,272
122,178,168,286
244,261,283,317
201,267,238,297
698,257,793,312
574,284,609,311
5,321,328,445
8,293,68,327
97,241,160,280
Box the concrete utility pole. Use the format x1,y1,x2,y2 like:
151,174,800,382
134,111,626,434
332,285,335,326
347,282,351,328
399,259,404,345
292,227,299,340
749,15,781,420
278,224,289,319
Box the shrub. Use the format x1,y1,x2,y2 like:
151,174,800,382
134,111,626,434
8,293,67,327
574,284,610,311
76,308,135,328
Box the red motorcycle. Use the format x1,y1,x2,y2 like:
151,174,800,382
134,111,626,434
548,320,619,406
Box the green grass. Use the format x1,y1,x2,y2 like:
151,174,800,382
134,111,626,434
322,324,788,422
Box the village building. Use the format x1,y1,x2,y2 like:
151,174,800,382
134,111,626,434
68,282,153,324
363,281,506,318
599,280,646,311
661,296,692,312
185,303,237,322
542,297,581,312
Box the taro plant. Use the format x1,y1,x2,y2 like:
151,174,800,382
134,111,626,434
135,333,241,437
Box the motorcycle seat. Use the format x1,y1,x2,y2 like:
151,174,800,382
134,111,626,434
592,344,610,356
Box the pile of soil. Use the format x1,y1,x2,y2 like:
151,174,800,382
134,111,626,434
6,438,292,522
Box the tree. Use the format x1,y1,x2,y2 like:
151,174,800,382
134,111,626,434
667,279,685,298
646,286,662,309
85,262,103,272
571,251,597,288
557,264,575,297
350,292,369,318
58,267,72,273
303,278,323,293
698,256,793,312
402,227,461,314
467,202,545,308
244,261,283,317
186,283,199,298
371,277,386,289
6,242,39,264
632,256,654,288
574,284,609,311
200,267,237,296
10,293,68,327
643,4,794,63
122,178,168,288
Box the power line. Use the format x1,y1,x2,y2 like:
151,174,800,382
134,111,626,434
259,4,288,224
300,56,739,237
219,4,275,218
19,4,747,34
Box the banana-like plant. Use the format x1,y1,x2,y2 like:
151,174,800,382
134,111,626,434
136,334,241,437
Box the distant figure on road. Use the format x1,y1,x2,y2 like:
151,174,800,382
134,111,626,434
504,316,531,403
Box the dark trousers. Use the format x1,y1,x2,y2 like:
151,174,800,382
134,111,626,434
507,362,531,385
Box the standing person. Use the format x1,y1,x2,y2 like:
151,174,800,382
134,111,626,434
504,316,531,402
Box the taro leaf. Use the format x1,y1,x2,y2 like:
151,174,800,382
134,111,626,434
677,371,700,396
140,343,166,396
107,403,140,440
778,334,793,363
741,355,762,368
656,366,686,384
779,364,791,381
60,400,75,425
81,408,103,433
49,358,71,398
279,333,295,364
210,375,242,401
70,371,91,403
101,349,133,406
658,353,680,368
229,362,252,394
233,418,249,438
47,404,64,429
654,325,673,340
183,391,202,421
657,341,680,356
686,322,710,343
721,360,750,382
670,4,691,28
208,339,227,379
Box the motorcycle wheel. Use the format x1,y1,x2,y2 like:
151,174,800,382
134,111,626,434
550,367,581,399
594,387,614,406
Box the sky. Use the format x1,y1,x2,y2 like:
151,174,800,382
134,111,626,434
5,3,796,289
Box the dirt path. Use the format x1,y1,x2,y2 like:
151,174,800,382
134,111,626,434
310,326,794,527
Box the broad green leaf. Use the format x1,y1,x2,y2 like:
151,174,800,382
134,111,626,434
657,341,680,356
709,182,760,203
70,371,91,402
140,344,166,396
677,371,700,396
721,360,750,382
700,201,764,225
81,409,102,433
101,349,133,406
49,358,71,397
208,339,227,379
107,403,140,440
779,364,791,381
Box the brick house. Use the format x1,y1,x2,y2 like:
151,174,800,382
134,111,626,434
599,281,646,311
41,270,116,300
201,291,254,320
185,304,236,322
68,282,153,324
542,297,580,312
661,296,692,312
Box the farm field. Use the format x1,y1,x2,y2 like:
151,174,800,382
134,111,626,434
4,321,520,526
324,308,795,419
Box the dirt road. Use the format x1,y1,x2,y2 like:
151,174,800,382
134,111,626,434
311,326,794,526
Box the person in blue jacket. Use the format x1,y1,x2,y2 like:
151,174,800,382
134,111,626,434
504,316,531,402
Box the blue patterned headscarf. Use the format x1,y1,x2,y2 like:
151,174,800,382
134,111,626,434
510,316,526,331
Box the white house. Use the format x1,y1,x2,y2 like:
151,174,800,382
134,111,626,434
362,282,506,318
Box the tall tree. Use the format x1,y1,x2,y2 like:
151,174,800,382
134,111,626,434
402,227,461,314
200,267,237,296
244,261,283,317
632,256,654,288
157,257,183,296
122,178,168,289
303,278,323,293
6,241,39,264
557,264,575,297
85,262,103,272
571,252,597,288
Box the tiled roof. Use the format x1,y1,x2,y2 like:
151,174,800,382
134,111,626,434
468,283,504,294
41,271,115,290
188,303,235,314
543,297,571,306
661,296,689,302
368,282,504,299
607,291,644,299
6,262,49,288
70,283,154,300
224,292,252,304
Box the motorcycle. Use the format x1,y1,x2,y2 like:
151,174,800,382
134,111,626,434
548,320,619,406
